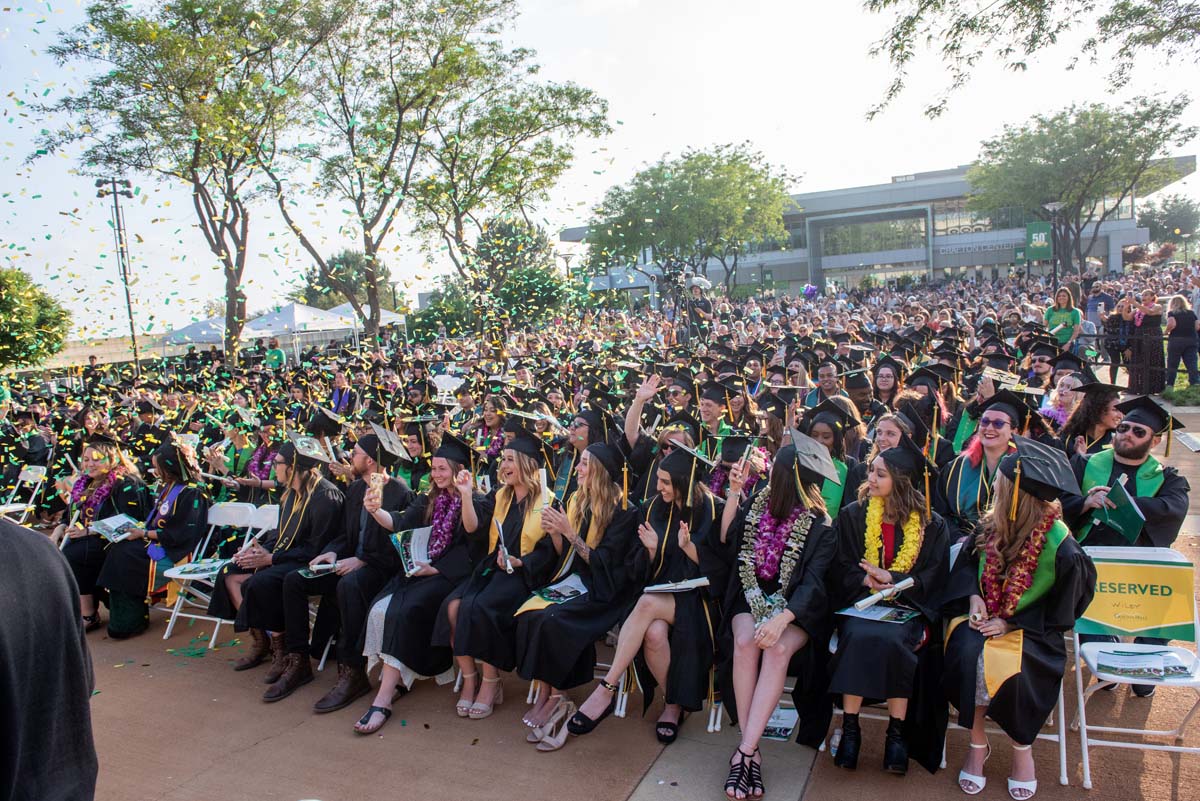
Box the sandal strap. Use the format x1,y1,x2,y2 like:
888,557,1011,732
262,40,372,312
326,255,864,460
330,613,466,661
598,678,619,692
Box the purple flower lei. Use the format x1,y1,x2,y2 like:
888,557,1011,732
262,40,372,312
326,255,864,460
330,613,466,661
484,428,504,458
427,490,462,561
70,467,126,522
248,445,275,480
753,505,805,581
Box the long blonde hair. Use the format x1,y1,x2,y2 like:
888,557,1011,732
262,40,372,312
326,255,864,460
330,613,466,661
570,452,620,536
975,471,1060,570
497,449,543,523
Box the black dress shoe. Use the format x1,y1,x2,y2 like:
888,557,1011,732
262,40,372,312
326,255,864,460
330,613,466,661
834,713,861,769
1132,684,1156,698
883,716,908,774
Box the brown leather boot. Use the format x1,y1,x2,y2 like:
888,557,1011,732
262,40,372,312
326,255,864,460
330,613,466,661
263,653,314,703
261,633,288,684
313,663,372,714
232,628,269,671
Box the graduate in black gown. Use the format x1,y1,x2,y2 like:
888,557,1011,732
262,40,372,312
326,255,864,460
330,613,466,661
54,434,151,632
208,434,344,701
97,436,209,639
569,444,720,744
827,434,949,775
709,433,838,800
353,433,492,735
943,437,1096,800
514,442,640,751
435,428,554,720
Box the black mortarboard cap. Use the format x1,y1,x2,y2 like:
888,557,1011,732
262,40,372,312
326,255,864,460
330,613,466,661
999,435,1081,516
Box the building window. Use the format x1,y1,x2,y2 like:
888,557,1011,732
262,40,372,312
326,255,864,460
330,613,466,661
819,217,926,256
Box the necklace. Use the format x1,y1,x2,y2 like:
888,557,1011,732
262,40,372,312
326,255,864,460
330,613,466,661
739,490,813,625
981,509,1058,619
862,496,922,573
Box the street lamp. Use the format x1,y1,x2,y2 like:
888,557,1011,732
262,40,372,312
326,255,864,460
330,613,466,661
95,177,140,377
558,252,575,281
1043,201,1065,289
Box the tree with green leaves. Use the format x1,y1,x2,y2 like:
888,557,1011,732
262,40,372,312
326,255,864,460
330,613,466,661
0,268,72,371
967,96,1195,275
36,0,346,357
1138,193,1200,246
285,249,404,311
585,143,794,295
407,52,609,351
263,0,523,343
867,1,1200,118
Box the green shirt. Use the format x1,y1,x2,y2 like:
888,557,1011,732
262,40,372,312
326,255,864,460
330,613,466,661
1043,307,1081,345
263,348,286,369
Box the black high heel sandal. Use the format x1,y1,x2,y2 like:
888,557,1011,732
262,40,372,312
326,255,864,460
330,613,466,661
747,748,764,798
567,678,618,736
725,748,754,800
655,709,688,744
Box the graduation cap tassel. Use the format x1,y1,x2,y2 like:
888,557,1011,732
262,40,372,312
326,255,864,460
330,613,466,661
1009,459,1022,521
923,466,931,518
686,458,697,507
1166,416,1173,458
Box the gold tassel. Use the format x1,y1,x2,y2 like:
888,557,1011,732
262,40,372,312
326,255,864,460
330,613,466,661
686,457,697,507
622,463,629,510
794,461,803,500
1166,417,1173,458
1009,459,1021,521
923,466,931,518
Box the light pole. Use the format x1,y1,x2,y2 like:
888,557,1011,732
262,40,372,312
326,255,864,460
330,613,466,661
1176,229,1192,264
96,177,140,377
1043,201,1064,289
558,252,575,281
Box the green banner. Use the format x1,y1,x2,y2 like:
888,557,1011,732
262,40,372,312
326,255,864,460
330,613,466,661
1014,246,1026,263
1026,222,1052,261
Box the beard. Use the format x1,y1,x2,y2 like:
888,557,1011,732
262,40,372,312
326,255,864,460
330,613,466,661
1114,436,1153,460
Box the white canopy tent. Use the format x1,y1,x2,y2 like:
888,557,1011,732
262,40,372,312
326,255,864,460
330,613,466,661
326,302,406,327
243,302,350,337
160,315,226,345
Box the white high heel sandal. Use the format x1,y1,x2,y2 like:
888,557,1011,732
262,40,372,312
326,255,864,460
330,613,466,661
958,741,990,795
1006,744,1037,800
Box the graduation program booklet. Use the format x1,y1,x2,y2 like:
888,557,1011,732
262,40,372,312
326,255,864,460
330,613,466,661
1095,650,1194,680
298,561,340,579
836,604,920,624
644,577,710,593
762,704,800,742
533,573,588,604
389,526,432,577
90,514,140,543
1096,478,1145,544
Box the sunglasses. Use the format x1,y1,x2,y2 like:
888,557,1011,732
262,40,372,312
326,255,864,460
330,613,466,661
977,416,1012,429
1116,423,1152,438
667,388,684,396
1030,356,1052,363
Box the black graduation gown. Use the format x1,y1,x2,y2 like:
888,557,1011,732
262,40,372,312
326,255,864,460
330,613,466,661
437,491,555,671
515,505,641,689
941,536,1096,744
630,492,721,713
206,478,344,630
707,498,837,728
625,434,664,507
825,501,950,773
97,484,209,598
1062,455,1190,548
376,493,492,678
62,476,152,596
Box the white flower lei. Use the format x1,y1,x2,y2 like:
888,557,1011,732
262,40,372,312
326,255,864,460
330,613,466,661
738,489,813,626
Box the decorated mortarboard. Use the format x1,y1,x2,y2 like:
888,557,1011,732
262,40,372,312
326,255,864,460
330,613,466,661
362,421,406,467
1115,395,1184,456
842,368,871,390
999,435,1081,518
285,431,334,467
784,429,841,487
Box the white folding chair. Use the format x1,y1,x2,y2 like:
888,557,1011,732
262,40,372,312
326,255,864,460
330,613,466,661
160,502,257,646
1072,546,1200,789
2,466,46,523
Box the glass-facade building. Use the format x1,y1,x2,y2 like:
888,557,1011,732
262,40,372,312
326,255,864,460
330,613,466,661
564,159,1192,295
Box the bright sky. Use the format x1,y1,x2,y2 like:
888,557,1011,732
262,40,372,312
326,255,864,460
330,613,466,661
3,0,1199,339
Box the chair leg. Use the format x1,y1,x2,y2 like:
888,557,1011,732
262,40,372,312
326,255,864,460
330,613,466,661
1174,691,1200,742
208,619,221,650
526,679,538,705
1057,682,1069,786
318,636,334,671
163,590,187,640
1074,647,1093,790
